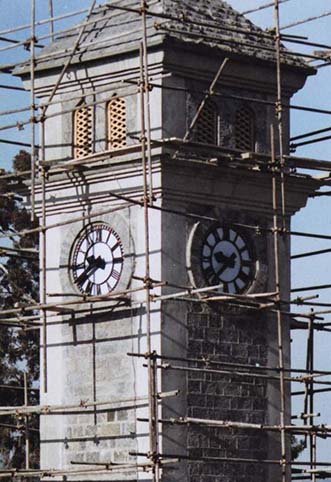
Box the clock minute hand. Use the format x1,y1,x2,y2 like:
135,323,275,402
227,252,237,268
76,263,98,286
217,263,230,277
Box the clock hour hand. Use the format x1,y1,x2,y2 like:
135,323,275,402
86,254,106,270
214,251,237,270
76,255,106,286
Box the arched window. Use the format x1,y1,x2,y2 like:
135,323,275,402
195,100,218,145
73,99,93,158
234,106,255,152
107,96,127,149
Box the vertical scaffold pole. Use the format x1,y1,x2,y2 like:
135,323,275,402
30,0,36,221
274,0,287,226
139,42,158,482
273,1,289,480
271,124,287,482
40,113,48,393
141,0,154,205
308,312,316,482
24,372,30,469
48,0,54,42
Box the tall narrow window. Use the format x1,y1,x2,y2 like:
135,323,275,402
73,99,93,158
195,100,217,145
234,106,255,152
107,97,127,149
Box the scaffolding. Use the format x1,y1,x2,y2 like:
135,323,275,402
1,0,331,481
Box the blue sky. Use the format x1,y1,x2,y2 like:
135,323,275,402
1,0,331,466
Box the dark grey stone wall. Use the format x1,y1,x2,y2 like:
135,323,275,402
187,82,272,154
186,306,269,482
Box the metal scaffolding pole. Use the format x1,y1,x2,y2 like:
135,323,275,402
48,0,54,42
40,115,47,393
139,33,159,480
30,0,36,221
273,1,290,480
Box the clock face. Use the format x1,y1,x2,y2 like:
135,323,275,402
201,225,255,294
70,222,124,295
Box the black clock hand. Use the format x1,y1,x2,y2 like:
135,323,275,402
76,255,106,286
86,255,106,270
217,262,231,277
76,263,98,286
214,251,237,269
227,252,237,268
214,251,229,264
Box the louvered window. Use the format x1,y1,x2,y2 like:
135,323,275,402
235,106,255,152
107,97,127,149
195,100,217,145
73,100,93,158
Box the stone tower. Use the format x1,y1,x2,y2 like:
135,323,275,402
16,1,318,481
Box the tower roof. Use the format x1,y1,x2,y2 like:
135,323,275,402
17,0,310,75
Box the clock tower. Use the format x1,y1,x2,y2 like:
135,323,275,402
16,1,319,482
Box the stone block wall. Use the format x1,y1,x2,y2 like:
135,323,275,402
186,307,269,482
40,308,140,481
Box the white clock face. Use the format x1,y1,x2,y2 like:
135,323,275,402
201,225,255,294
70,222,124,295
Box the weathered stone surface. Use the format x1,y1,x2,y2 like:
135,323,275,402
186,308,269,482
